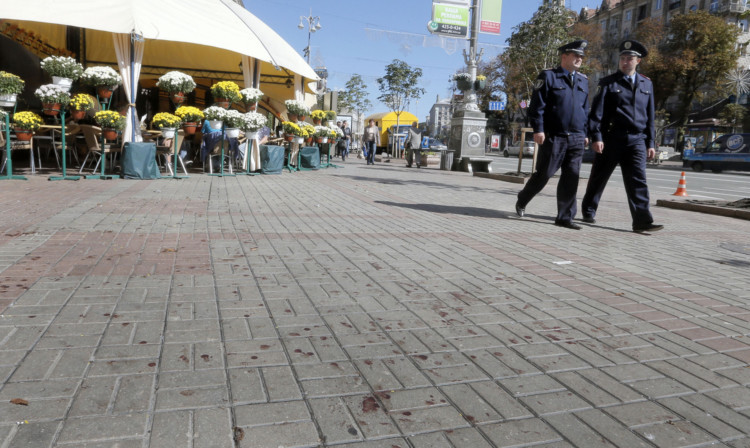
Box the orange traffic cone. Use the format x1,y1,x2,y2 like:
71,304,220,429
672,171,688,197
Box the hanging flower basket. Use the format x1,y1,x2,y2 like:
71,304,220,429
474,78,486,90
97,86,115,100
171,92,187,105
0,93,18,108
42,102,62,116
70,109,86,121
102,128,119,140
14,128,34,141
456,79,473,91
182,122,199,135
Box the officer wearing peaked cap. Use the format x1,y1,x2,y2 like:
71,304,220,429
515,40,590,230
580,40,664,233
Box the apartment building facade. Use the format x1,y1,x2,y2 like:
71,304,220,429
428,95,452,138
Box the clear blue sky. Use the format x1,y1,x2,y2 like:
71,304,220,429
242,0,591,120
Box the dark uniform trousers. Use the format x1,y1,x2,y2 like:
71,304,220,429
581,132,654,226
517,133,585,223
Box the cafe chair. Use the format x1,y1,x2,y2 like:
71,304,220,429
78,124,121,174
156,129,188,175
50,125,81,170
204,138,235,174
0,129,42,174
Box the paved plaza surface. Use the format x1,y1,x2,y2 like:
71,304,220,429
1,158,749,448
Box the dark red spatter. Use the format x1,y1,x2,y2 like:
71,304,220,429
260,345,270,350
362,396,380,413
364,360,373,365
415,355,428,360
179,355,189,363
402,411,412,416
465,415,475,423
148,362,156,367
200,354,210,361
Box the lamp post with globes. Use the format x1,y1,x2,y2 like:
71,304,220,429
298,10,322,64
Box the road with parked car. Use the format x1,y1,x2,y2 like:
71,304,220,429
487,154,750,202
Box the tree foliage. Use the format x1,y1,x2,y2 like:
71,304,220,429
658,11,740,127
496,4,570,122
377,59,425,147
337,74,372,117
719,103,746,131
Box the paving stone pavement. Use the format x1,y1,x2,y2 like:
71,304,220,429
1,158,749,448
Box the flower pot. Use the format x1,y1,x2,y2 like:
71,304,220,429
295,136,304,144
70,109,87,121
171,92,186,104
247,103,257,111
214,98,231,108
456,79,473,91
52,76,73,92
97,86,114,100
182,122,199,135
305,137,313,145
0,93,17,107
102,128,118,140
474,79,486,90
14,128,33,141
288,113,298,122
284,134,295,142
316,136,328,144
312,118,321,125
225,127,240,138
42,102,62,116
209,120,223,130
246,131,258,140
161,127,176,139
298,115,306,122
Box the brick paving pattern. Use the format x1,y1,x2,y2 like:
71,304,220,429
1,159,749,447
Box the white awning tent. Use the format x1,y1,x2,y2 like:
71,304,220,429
1,0,318,141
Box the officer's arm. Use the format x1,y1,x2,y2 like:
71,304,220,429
528,73,547,143
645,79,656,153
588,82,606,150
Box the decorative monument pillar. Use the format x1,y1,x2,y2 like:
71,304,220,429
448,0,488,172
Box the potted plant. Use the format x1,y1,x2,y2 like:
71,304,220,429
34,84,71,116
284,99,309,121
69,93,95,121
328,126,341,142
210,81,241,107
282,121,301,141
453,72,472,91
324,110,337,124
242,111,267,132
0,71,25,107
203,106,227,129
151,112,181,138
12,111,43,141
174,106,204,135
310,110,327,125
475,74,487,90
239,87,263,110
93,110,126,140
313,125,330,143
80,66,122,100
40,56,83,91
223,109,245,138
301,124,315,144
156,71,196,104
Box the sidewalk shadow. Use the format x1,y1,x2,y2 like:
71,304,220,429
376,200,515,219
347,174,518,195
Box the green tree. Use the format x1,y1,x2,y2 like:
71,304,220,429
719,103,746,133
377,59,425,153
497,4,570,130
337,74,372,118
661,11,740,132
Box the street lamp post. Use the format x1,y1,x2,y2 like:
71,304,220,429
298,10,322,64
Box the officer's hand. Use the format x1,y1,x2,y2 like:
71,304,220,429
592,141,604,154
584,138,589,146
647,148,655,160
533,132,545,145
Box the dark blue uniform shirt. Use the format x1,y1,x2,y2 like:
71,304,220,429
589,72,656,149
527,66,589,136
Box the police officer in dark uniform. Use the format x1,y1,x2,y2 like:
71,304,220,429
515,40,589,230
581,40,663,233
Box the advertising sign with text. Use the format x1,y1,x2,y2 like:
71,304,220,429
479,0,502,35
428,2,470,39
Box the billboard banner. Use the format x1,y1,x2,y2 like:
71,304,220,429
479,0,502,35
428,2,470,39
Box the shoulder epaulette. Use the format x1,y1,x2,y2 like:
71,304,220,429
639,74,650,80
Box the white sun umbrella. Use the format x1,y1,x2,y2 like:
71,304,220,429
2,0,318,142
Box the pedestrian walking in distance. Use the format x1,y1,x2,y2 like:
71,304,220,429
581,40,663,233
515,40,590,230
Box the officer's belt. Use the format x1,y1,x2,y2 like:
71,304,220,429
553,131,585,137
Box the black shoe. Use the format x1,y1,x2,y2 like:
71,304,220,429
633,224,664,233
581,216,596,224
416,165,420,168
555,221,582,230
515,203,525,218
406,164,412,168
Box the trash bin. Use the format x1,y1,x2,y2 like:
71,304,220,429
440,150,455,171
